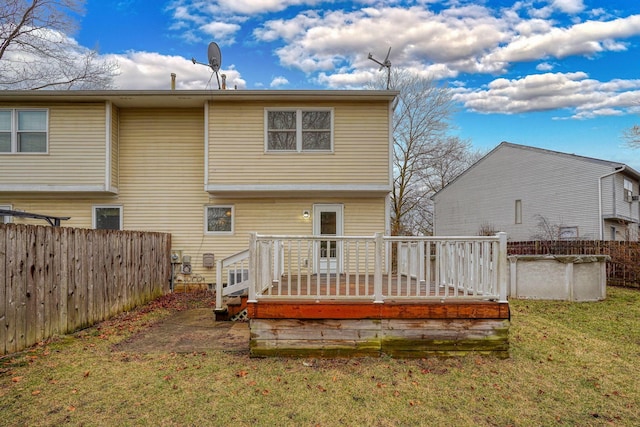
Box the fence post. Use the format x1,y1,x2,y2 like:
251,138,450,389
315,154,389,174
248,232,258,303
374,233,384,303
497,232,508,302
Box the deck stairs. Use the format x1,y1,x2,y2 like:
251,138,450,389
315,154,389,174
214,291,249,321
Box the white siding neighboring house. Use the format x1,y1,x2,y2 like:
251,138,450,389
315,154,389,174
432,142,640,241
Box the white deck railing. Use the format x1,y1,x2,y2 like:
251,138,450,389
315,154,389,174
215,249,250,311
245,232,508,304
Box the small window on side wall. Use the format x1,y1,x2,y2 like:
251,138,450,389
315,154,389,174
559,226,578,240
515,200,522,224
93,206,122,230
206,205,233,234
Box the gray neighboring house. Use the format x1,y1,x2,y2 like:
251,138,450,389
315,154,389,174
432,142,640,241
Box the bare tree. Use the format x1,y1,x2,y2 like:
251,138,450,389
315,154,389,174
370,69,479,235
622,124,640,149
0,0,117,90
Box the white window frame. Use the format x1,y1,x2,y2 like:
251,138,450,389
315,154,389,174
0,109,49,154
624,178,633,202
264,108,334,153
92,205,123,230
559,226,579,240
205,205,234,235
228,269,249,285
0,204,12,224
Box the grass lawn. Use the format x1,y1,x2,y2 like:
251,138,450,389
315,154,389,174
1,287,639,426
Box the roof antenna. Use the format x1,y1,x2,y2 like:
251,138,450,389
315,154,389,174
368,47,392,90
192,42,223,89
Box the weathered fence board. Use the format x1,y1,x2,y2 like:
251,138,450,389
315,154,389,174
0,224,171,355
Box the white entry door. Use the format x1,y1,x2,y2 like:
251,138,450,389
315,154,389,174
313,204,343,274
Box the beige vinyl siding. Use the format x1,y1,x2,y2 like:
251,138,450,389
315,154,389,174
207,101,390,186
1,195,386,283
0,103,107,187
110,104,119,190
2,101,389,282
116,107,206,234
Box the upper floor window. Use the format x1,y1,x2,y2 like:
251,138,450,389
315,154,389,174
0,109,48,154
93,205,122,230
206,205,234,234
265,109,333,152
624,178,634,202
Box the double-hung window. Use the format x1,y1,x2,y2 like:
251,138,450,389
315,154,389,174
0,109,48,154
624,178,633,202
265,109,333,152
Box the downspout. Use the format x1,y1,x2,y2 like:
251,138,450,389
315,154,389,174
598,166,626,240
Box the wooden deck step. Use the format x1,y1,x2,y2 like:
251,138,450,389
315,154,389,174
214,293,249,321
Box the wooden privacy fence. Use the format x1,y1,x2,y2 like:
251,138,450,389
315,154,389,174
508,240,640,288
0,224,172,356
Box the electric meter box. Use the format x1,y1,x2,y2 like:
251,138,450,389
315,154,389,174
203,253,215,268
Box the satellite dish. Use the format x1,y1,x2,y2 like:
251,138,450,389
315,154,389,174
191,41,223,89
207,42,222,72
367,47,392,90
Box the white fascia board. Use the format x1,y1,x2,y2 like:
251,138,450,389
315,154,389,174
0,184,118,193
206,183,391,193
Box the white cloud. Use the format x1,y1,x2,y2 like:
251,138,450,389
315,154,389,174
200,21,242,45
216,0,324,15
454,72,640,118
105,51,246,90
270,76,289,87
251,4,640,85
155,0,640,122
550,0,585,15
536,62,554,71
484,15,640,65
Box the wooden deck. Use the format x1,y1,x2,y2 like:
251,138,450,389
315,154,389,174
247,274,510,358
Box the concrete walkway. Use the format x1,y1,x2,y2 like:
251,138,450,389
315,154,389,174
113,308,250,353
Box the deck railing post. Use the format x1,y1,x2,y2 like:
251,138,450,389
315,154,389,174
248,232,258,303
374,233,384,303
215,259,223,310
497,232,508,302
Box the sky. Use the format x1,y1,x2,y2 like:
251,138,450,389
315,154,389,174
70,0,640,169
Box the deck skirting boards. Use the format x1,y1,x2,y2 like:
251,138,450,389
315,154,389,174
249,318,510,358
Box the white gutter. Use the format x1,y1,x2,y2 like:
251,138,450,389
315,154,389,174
598,166,626,240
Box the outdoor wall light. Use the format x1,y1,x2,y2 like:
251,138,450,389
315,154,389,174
302,210,310,219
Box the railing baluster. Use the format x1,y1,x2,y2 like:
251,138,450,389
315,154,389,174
355,241,360,296
287,240,292,296
364,240,369,296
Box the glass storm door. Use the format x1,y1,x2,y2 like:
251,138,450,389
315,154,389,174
313,204,343,274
